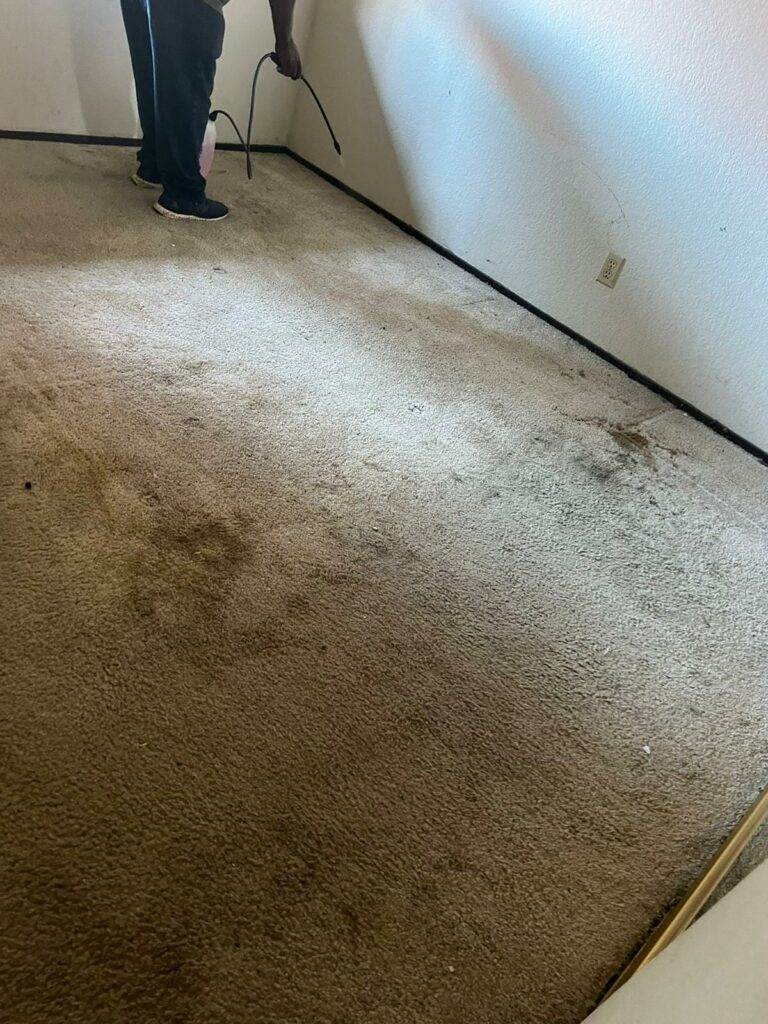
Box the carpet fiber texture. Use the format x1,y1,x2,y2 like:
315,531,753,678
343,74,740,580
1,141,767,1024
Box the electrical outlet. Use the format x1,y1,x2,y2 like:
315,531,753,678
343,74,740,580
597,253,626,289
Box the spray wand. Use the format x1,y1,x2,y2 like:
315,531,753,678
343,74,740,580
206,52,341,180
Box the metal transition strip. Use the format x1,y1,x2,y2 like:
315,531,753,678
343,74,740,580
600,783,768,1004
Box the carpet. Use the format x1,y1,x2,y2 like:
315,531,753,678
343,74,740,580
1,140,767,1024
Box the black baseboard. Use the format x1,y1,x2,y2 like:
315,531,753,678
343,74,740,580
0,129,143,147
0,129,284,154
215,141,284,153
286,148,768,468
2,129,765,467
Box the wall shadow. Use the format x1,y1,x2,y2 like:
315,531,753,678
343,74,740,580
289,0,419,228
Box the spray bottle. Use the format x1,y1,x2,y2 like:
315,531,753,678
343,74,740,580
199,117,217,179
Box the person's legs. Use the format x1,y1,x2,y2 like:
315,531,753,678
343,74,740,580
148,0,225,204
120,0,160,183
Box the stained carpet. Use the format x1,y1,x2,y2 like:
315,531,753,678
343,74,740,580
1,140,767,1024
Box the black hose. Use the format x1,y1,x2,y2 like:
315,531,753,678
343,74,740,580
208,109,248,152
245,52,274,179
210,52,341,181
300,73,342,156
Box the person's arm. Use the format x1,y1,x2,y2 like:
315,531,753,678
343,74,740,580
269,0,302,79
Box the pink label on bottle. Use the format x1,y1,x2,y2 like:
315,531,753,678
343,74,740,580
199,119,217,179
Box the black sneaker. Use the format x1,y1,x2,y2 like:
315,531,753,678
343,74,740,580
154,193,229,222
131,171,162,190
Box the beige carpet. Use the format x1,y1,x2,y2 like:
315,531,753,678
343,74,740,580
1,140,767,1024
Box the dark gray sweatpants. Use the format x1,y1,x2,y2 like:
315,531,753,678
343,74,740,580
120,0,224,201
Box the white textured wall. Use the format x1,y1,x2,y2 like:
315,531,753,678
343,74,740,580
0,0,316,144
582,857,768,1023
290,0,768,451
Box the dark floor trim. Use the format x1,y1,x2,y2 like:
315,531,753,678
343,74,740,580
1,129,143,147
0,129,284,154
286,148,768,469
215,141,285,153
3,129,765,466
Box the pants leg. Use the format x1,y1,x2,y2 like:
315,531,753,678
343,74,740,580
120,0,159,179
148,0,225,202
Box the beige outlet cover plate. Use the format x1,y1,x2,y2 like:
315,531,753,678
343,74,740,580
597,253,626,289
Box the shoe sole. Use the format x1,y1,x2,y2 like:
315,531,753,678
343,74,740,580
153,201,229,222
131,173,162,190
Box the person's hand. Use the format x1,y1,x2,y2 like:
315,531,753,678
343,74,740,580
272,38,302,80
